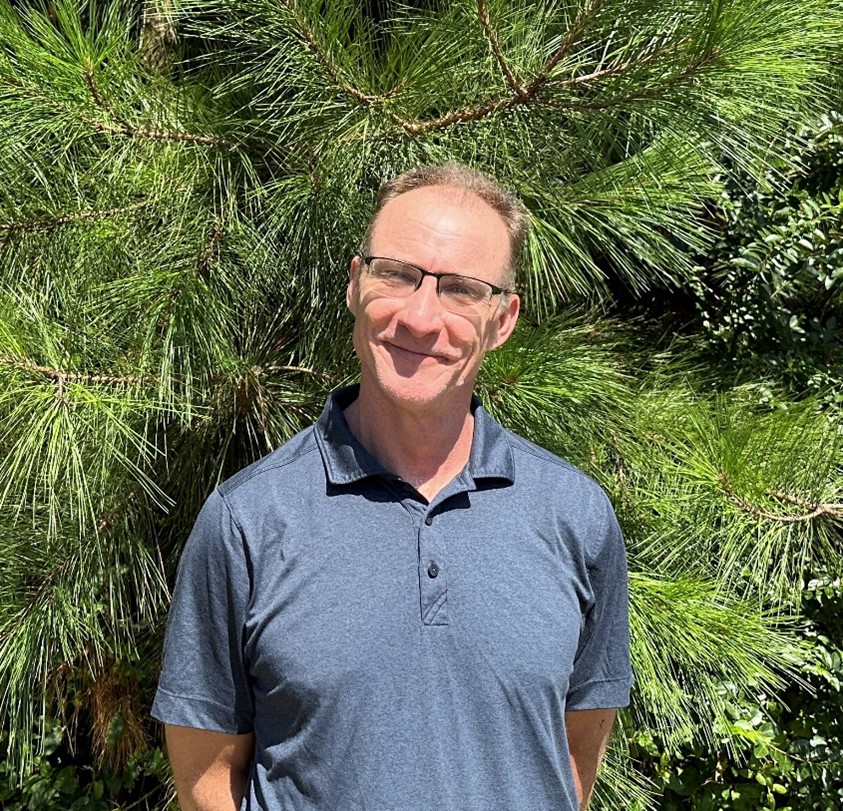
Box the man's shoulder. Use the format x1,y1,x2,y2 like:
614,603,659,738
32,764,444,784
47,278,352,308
218,424,321,500
499,426,623,556
501,426,604,495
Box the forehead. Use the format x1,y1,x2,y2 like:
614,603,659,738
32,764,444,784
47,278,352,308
368,186,511,277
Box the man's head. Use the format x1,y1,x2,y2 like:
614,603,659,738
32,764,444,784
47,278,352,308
347,164,525,413
360,163,528,288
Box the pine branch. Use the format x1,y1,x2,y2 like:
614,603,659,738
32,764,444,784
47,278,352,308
401,95,515,135
197,218,223,281
88,116,234,149
475,0,526,99
720,472,843,523
559,42,678,89
97,490,140,534
522,0,605,98
121,784,165,811
140,0,178,73
282,0,385,109
0,356,332,388
768,488,843,520
546,50,719,112
401,30,710,134
253,364,334,382
0,356,145,387
727,492,841,523
82,63,125,123
0,201,149,234
83,66,234,149
382,78,408,99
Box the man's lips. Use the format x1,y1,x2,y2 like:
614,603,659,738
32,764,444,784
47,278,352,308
382,340,452,362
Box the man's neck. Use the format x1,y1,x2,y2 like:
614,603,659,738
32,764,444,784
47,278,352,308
344,386,475,502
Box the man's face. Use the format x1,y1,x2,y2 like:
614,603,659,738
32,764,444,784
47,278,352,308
346,185,520,413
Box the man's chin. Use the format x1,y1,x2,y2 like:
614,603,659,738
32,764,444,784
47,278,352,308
383,383,447,409
375,373,473,413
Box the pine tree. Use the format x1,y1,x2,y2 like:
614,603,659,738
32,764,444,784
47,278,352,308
0,1,841,806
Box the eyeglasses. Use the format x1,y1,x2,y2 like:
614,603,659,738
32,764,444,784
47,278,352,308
359,256,513,316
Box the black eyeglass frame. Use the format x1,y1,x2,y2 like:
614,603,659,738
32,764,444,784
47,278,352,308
359,255,516,299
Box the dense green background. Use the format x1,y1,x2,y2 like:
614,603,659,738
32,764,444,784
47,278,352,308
0,1,841,808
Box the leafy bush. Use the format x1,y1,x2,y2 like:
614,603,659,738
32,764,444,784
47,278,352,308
630,578,843,810
693,114,843,402
0,725,171,811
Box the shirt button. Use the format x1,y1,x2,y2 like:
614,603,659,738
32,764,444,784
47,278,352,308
427,561,439,579
424,516,433,526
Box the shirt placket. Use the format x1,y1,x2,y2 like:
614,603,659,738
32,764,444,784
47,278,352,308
417,509,448,626
392,473,477,628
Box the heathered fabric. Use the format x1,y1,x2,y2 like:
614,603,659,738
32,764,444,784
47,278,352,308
152,386,632,811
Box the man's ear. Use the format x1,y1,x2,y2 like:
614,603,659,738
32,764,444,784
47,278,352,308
346,255,361,313
487,292,520,351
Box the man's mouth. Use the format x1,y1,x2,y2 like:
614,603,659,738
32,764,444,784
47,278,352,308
383,341,450,362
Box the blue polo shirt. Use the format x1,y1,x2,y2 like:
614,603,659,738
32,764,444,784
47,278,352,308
152,386,632,810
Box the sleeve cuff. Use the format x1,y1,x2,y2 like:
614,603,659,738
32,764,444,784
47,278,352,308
151,687,254,734
566,673,633,711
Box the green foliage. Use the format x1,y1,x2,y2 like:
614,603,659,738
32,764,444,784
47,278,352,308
693,113,843,400
477,313,633,466
630,578,843,811
0,1,840,807
0,726,171,810
620,389,843,599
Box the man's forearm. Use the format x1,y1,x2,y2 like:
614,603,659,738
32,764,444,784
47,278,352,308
175,771,247,811
165,725,253,811
565,708,616,808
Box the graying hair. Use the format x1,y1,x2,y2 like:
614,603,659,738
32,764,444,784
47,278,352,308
361,163,528,286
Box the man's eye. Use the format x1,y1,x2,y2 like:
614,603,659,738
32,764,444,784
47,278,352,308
371,265,417,285
440,277,487,301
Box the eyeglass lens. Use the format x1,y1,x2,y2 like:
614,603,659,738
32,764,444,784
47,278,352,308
363,258,494,314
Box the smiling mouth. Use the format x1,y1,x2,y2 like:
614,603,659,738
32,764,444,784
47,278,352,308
384,342,448,362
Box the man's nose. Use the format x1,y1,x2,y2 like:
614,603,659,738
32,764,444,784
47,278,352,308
397,276,444,334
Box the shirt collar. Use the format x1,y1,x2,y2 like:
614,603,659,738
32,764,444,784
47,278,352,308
314,385,515,487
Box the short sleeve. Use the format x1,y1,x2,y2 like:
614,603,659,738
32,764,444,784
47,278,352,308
566,491,633,710
151,489,254,733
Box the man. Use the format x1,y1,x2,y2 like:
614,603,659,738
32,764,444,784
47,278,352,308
152,164,632,811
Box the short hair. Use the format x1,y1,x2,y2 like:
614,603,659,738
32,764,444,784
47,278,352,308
361,163,528,287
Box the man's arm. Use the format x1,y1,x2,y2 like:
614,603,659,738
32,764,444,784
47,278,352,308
565,708,616,809
165,725,255,811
